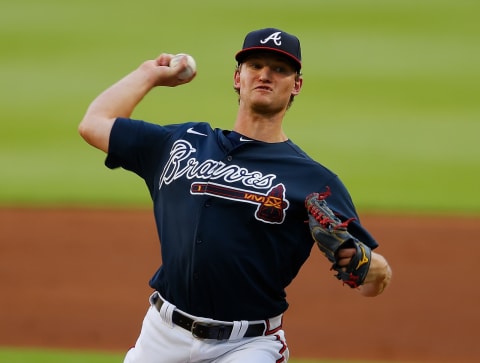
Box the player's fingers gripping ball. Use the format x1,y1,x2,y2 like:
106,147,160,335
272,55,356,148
305,187,372,288
169,53,197,80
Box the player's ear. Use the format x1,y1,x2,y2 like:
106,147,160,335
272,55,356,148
292,75,303,96
233,66,241,90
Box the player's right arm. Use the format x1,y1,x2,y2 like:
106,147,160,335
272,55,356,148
78,54,195,153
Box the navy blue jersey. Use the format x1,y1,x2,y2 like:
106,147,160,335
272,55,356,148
105,118,378,321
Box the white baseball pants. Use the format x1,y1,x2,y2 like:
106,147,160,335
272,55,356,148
123,292,289,363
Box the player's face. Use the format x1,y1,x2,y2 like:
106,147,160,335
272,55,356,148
234,53,302,114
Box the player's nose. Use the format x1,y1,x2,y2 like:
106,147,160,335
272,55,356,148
258,66,273,81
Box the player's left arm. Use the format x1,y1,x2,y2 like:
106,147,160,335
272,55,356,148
336,248,392,297
305,188,392,297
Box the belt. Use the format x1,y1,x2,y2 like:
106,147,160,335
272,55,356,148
152,294,267,340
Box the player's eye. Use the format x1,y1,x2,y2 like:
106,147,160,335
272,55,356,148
248,62,263,70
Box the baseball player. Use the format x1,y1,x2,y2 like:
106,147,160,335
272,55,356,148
79,28,392,363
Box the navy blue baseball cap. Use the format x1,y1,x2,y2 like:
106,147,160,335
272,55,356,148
235,28,302,71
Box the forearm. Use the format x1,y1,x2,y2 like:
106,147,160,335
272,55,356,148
78,65,157,152
89,54,194,119
85,65,158,121
358,251,392,297
79,54,194,153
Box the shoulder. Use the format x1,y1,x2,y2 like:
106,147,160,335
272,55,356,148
282,140,338,177
111,118,216,138
283,140,325,165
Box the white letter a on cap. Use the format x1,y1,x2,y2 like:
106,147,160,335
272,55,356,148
260,32,282,46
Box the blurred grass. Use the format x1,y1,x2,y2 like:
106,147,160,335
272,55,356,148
1,0,479,214
0,348,125,363
0,347,403,363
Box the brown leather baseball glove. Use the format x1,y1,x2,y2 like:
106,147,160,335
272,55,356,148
305,187,371,288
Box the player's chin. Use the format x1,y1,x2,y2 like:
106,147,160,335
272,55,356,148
251,90,273,103
251,98,285,114
252,103,281,115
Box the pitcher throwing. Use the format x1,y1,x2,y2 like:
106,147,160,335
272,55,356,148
79,28,392,363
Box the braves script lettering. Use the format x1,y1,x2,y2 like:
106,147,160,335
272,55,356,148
159,140,276,190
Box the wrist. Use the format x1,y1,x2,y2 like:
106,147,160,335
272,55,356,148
359,252,392,297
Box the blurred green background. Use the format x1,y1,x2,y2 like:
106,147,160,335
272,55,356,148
0,347,384,363
1,0,479,214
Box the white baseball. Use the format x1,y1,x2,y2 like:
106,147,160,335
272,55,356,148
169,53,196,80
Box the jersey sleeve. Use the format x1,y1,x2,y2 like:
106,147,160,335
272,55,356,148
322,176,379,249
105,118,163,170
104,117,176,195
